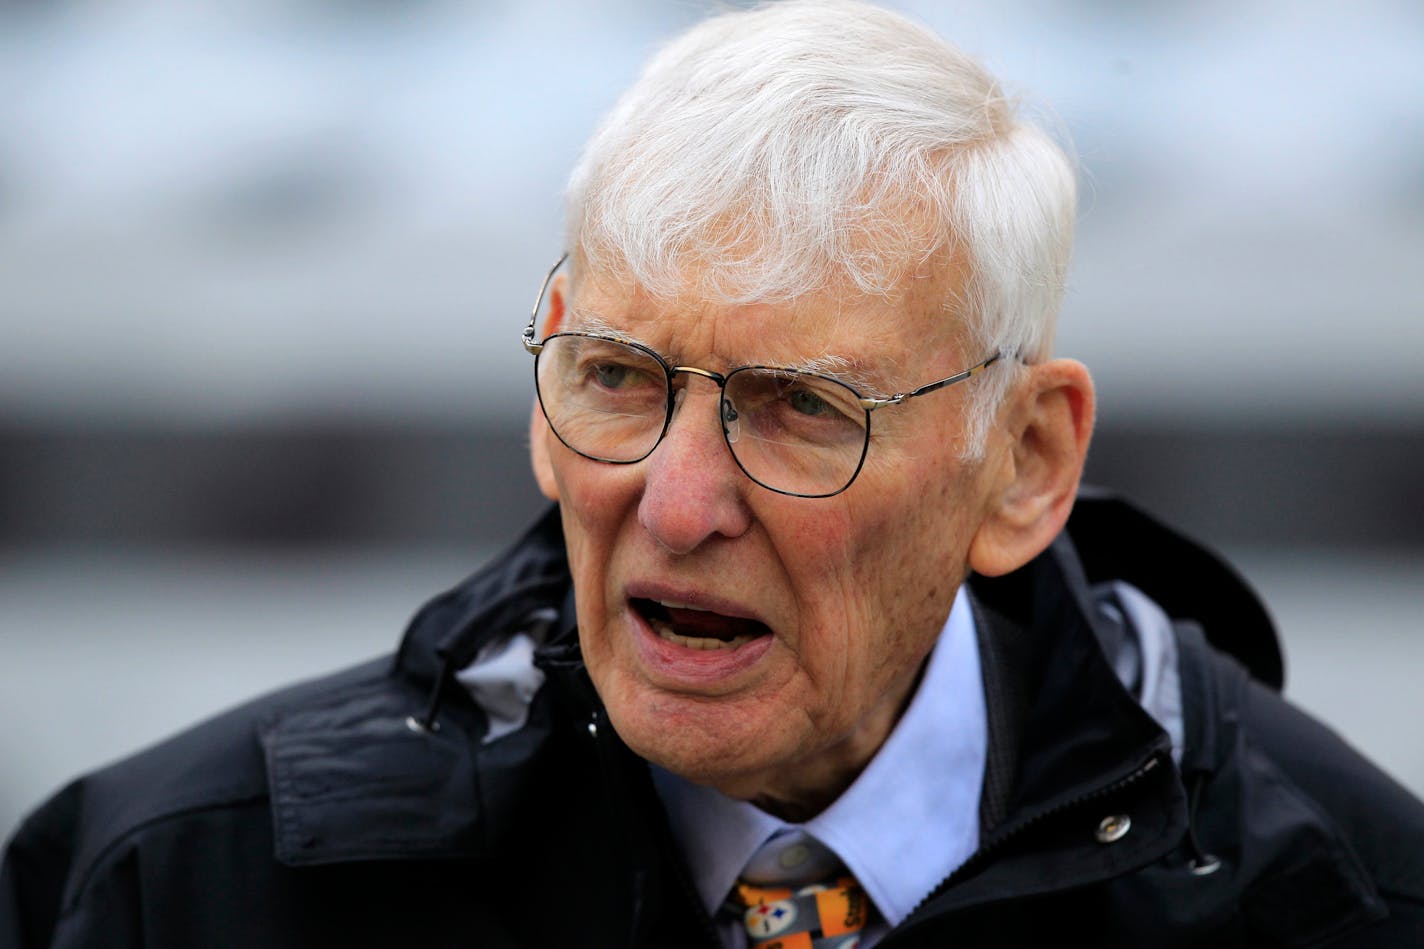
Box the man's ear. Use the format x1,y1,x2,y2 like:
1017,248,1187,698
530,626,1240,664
968,358,1095,577
529,274,570,502
530,405,559,501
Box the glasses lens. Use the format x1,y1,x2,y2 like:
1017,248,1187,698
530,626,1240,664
536,335,669,462
723,368,869,496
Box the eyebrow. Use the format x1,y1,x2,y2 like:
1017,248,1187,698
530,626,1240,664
563,308,897,398
564,309,635,340
783,354,894,397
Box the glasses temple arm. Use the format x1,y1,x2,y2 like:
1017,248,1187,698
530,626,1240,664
859,351,1004,411
523,252,570,353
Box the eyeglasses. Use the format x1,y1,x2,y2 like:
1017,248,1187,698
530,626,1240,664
521,254,1002,498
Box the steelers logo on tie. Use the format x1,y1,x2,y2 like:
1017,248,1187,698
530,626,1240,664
744,898,798,937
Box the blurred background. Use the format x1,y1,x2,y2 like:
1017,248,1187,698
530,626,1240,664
3,0,1422,840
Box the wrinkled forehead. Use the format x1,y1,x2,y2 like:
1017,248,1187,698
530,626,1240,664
563,243,973,373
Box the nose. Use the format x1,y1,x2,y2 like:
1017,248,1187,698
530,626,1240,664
637,382,753,555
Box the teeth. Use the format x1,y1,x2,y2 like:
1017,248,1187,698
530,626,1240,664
654,598,712,612
649,618,754,650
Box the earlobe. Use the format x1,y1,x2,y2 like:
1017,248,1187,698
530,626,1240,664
530,401,560,501
968,359,1095,576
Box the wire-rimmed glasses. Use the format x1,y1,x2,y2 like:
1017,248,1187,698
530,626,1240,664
521,255,1002,498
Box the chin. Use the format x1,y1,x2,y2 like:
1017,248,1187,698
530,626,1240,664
604,684,778,792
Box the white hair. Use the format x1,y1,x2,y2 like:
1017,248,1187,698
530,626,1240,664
565,0,1076,454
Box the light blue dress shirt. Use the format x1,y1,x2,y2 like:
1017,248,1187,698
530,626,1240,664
651,586,987,948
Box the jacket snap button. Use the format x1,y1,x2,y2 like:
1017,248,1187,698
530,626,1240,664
1095,814,1131,844
1189,854,1222,876
405,715,440,735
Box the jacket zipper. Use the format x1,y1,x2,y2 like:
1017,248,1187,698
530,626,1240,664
881,751,1167,945
587,706,724,949
656,815,726,949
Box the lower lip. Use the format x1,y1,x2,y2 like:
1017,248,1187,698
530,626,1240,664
628,606,774,687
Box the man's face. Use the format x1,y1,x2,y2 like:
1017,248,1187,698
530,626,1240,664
531,257,1006,811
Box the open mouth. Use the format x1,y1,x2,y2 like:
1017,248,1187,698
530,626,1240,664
631,597,772,651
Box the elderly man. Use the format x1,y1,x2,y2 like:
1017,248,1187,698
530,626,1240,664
5,2,1423,947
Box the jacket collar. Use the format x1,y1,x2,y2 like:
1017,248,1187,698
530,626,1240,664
261,506,574,867
969,529,1179,835
264,495,1190,876
888,523,1192,922
395,504,573,688
1067,487,1282,688
266,495,1262,881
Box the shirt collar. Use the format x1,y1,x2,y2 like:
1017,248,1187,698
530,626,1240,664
651,585,987,927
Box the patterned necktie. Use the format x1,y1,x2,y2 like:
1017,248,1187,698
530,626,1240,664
729,830,872,949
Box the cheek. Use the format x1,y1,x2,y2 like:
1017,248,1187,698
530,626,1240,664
773,503,864,591
554,454,639,538
551,459,645,631
777,503,907,665
831,482,975,662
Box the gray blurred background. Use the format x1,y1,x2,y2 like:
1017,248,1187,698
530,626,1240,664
3,0,1422,841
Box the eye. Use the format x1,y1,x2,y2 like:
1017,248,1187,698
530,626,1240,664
787,386,835,417
579,351,659,392
594,362,637,389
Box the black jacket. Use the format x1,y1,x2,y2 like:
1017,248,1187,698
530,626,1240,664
5,495,1424,947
